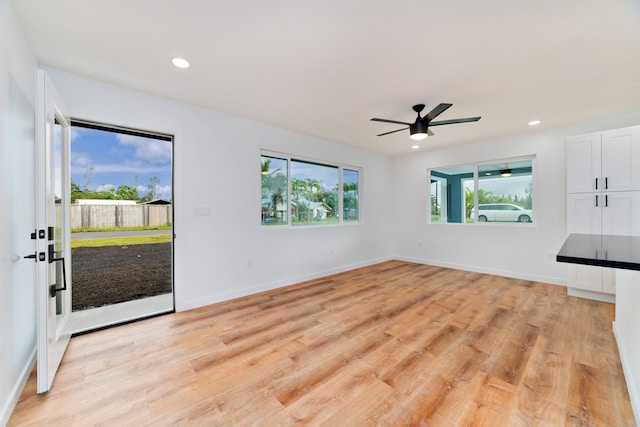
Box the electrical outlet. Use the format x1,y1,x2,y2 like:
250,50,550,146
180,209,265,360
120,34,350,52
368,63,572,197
193,207,211,217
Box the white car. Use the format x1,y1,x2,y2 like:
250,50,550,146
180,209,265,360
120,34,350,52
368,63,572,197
471,203,532,223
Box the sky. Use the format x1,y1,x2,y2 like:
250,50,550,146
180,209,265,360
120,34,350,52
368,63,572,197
70,126,172,200
464,176,532,199
263,156,358,193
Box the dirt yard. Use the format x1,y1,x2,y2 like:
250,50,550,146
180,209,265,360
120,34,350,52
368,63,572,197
71,243,172,311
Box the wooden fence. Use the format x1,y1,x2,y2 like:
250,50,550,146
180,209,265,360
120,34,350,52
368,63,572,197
67,204,172,229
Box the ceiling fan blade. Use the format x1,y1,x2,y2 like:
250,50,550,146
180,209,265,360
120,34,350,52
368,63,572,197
428,129,435,136
377,127,409,137
424,103,453,122
371,118,412,126
429,117,481,126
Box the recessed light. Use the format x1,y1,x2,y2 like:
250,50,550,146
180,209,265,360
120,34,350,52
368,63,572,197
411,145,420,149
171,57,190,69
528,120,541,126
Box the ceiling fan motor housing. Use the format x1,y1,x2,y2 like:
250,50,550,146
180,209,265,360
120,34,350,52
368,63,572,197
410,121,428,137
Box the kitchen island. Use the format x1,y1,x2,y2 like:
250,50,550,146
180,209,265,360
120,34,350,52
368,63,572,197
557,233,640,424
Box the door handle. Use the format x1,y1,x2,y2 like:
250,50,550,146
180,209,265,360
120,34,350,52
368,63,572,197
23,252,37,261
48,243,67,297
21,252,46,262
49,255,68,298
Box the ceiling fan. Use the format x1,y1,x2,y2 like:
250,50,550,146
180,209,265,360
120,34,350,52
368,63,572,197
371,103,481,140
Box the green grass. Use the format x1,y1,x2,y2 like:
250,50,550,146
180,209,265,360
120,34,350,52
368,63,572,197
72,235,172,248
72,225,172,233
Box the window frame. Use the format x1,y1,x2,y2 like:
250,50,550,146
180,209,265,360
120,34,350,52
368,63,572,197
261,150,362,228
428,155,536,226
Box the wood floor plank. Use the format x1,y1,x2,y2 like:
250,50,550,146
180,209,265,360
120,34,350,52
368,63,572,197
8,261,635,426
457,373,517,427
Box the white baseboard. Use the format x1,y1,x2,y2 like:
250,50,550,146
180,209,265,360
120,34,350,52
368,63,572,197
567,287,616,303
0,348,35,427
613,321,640,426
394,256,566,287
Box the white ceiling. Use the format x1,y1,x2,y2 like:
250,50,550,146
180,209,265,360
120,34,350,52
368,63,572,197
11,0,640,156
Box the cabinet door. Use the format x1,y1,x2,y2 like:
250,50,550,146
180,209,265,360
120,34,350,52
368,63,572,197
567,193,601,234
566,133,601,193
601,191,640,236
601,126,640,191
568,264,603,293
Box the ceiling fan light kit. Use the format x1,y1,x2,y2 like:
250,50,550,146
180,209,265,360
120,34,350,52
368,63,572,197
371,103,481,141
410,121,429,140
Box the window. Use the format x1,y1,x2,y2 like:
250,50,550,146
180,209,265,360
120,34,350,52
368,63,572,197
261,155,288,225
261,152,361,227
342,169,359,222
430,165,473,223
429,157,534,224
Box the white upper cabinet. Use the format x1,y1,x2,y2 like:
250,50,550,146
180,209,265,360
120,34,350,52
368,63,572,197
601,126,640,191
566,133,601,193
566,125,640,193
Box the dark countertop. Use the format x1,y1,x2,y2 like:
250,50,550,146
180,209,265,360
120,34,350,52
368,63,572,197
556,233,640,271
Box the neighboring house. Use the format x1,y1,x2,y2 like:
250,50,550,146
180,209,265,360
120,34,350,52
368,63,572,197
292,197,332,221
302,201,331,220
140,199,171,205
261,197,286,222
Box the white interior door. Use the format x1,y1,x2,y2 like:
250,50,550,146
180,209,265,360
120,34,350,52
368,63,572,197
36,70,72,394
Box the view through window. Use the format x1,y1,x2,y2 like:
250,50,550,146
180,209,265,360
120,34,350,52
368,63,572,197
261,153,360,226
430,158,534,224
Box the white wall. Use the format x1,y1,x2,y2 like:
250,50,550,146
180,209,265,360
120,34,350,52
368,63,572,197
0,0,38,424
44,67,394,312
391,112,640,284
614,270,640,424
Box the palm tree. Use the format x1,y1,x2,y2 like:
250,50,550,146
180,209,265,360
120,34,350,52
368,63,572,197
261,172,287,221
291,178,309,220
305,178,323,202
465,187,494,218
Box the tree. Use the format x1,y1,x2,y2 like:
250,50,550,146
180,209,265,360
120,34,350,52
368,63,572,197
261,158,271,174
116,184,139,201
261,172,287,221
465,187,494,219
82,166,95,191
140,176,161,203
291,178,308,220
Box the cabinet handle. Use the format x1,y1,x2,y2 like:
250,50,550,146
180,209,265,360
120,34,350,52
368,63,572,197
605,194,608,207
605,177,608,189
595,195,599,207
595,177,599,190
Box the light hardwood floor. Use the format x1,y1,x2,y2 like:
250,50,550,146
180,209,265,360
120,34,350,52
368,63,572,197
9,261,635,426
